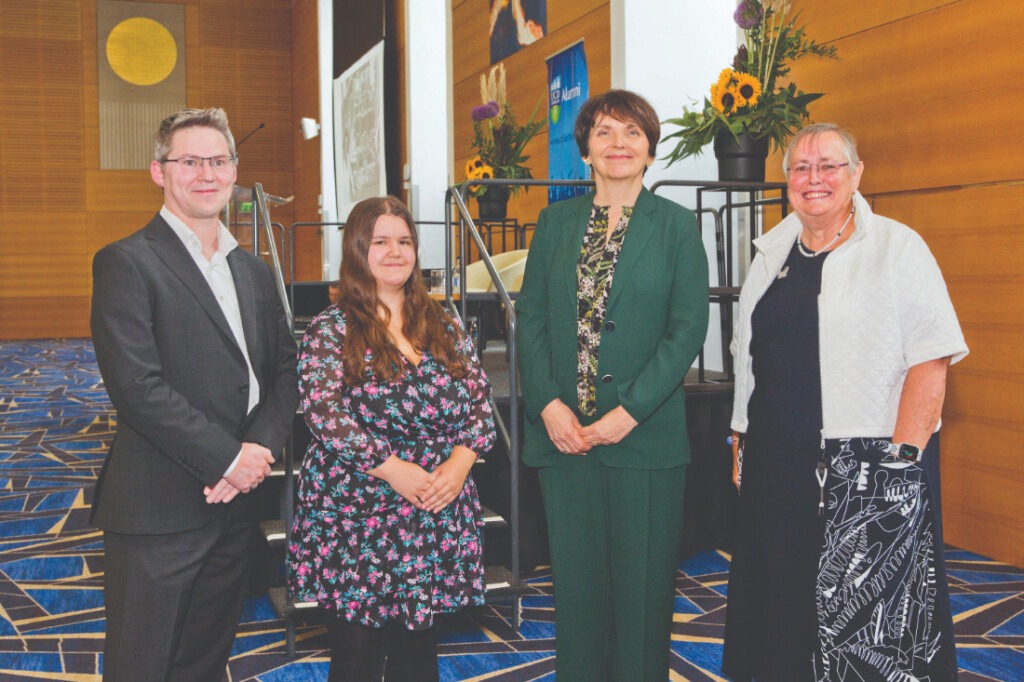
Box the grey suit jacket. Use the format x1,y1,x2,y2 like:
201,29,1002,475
90,214,298,534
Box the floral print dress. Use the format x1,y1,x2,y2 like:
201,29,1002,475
576,204,632,416
287,306,496,629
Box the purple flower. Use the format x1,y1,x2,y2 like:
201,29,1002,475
734,0,762,29
470,101,500,122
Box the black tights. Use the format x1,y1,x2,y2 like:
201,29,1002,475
326,618,439,682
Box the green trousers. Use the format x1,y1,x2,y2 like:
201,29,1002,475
538,458,687,682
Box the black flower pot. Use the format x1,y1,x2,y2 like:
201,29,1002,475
714,131,770,183
477,185,510,221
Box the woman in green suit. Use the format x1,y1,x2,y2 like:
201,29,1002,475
516,90,709,681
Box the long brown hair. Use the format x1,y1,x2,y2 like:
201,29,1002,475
338,196,469,385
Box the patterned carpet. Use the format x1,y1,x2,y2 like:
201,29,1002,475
1,338,1022,681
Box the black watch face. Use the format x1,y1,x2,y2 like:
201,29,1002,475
897,444,920,462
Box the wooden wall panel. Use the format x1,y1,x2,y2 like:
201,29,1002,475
3,213,88,255
775,1,1024,564
290,0,323,282
863,161,1023,568
784,0,1024,565
0,2,82,40
794,0,957,42
85,171,163,212
451,2,495,89
451,0,605,87
0,0,297,339
86,211,163,254
394,0,408,207
452,3,610,240
790,0,1024,195
0,297,90,339
0,254,90,297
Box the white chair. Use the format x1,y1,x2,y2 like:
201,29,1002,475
464,249,529,292
463,259,493,292
496,256,528,293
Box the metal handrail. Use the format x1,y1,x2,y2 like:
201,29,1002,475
649,179,788,274
252,183,293,331
445,178,595,623
287,222,345,286
446,183,522,607
650,179,790,380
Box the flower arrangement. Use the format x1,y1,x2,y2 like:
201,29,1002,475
465,63,544,198
661,0,837,165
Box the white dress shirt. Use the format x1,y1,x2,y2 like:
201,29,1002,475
162,206,261,475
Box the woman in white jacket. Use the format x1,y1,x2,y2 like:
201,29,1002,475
722,123,967,681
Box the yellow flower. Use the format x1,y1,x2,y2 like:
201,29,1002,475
711,84,738,115
478,164,494,180
715,68,736,94
465,156,485,178
734,72,762,108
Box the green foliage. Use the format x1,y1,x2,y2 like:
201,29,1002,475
470,100,545,197
661,2,837,166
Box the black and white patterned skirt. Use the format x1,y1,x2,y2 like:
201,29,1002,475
815,438,957,681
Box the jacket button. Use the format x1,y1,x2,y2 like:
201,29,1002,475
239,383,249,393
601,374,613,384
604,320,615,332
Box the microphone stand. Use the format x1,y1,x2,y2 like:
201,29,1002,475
235,122,265,151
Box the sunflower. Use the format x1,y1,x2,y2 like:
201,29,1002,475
733,72,763,109
711,84,738,115
478,164,495,180
715,68,736,94
465,156,485,178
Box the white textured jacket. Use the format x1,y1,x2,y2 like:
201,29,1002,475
730,191,968,438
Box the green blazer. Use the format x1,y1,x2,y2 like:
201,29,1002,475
516,187,710,469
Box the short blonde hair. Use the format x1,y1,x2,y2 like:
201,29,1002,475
154,107,236,162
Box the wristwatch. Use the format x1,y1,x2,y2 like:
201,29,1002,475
887,442,920,463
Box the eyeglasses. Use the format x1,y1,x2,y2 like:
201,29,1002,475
787,162,850,178
162,155,237,172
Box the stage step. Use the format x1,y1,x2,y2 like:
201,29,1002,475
268,586,319,620
481,505,508,531
260,519,287,547
269,457,302,478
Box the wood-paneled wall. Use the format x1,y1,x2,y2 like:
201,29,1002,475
0,0,300,339
450,0,610,245
782,0,1024,565
291,0,323,282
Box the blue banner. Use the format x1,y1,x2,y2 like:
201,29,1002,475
546,41,589,204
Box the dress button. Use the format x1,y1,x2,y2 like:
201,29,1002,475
239,383,249,393
604,320,616,332
601,374,613,384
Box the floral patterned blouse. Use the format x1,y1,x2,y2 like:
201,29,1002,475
576,204,633,416
287,305,496,629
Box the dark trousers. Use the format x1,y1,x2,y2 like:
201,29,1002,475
102,513,254,682
326,618,439,682
538,458,687,682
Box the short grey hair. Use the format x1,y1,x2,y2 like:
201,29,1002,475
154,107,236,162
783,123,859,177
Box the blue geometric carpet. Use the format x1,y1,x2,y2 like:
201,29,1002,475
1,339,1022,681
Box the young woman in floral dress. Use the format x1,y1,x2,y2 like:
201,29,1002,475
288,196,496,682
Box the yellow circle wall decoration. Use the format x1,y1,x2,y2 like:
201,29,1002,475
106,17,177,86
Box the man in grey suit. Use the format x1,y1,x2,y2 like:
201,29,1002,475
90,108,298,681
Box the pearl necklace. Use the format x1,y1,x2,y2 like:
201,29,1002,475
796,207,855,257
